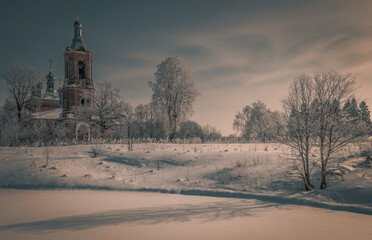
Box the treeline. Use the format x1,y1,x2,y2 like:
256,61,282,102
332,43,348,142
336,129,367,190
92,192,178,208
1,60,371,150
232,72,371,190
0,58,225,146
233,98,371,143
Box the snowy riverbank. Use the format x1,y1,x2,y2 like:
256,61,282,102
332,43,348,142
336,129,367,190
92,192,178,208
0,143,371,212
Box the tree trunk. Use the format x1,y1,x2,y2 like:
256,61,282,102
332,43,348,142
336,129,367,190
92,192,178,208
100,125,105,139
303,177,313,191
320,167,327,189
127,124,132,151
320,135,328,189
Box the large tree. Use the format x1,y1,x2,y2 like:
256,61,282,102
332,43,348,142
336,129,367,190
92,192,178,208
313,72,362,189
279,71,364,190
1,63,42,122
149,56,199,141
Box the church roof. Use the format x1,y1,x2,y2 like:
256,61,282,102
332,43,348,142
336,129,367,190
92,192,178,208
31,108,63,120
46,60,56,81
70,12,86,50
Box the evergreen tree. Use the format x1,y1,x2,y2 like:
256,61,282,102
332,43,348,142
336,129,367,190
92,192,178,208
359,101,371,125
342,98,359,124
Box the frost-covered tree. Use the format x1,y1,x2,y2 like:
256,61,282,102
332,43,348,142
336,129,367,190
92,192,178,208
1,63,42,122
28,120,67,146
132,103,166,140
202,125,222,142
312,71,362,189
279,72,364,190
133,104,151,139
0,106,19,146
233,105,252,140
94,81,125,138
278,74,316,190
110,102,133,141
176,120,204,141
149,56,199,141
233,101,279,142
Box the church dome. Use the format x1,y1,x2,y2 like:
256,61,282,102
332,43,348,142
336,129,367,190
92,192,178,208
47,71,56,80
74,19,82,27
45,59,57,96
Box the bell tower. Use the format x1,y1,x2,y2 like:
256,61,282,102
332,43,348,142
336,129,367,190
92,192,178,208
62,11,94,115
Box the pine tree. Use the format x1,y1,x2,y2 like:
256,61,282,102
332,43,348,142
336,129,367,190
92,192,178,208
359,101,371,125
343,98,359,124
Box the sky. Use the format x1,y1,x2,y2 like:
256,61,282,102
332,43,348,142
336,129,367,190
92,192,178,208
1,0,372,135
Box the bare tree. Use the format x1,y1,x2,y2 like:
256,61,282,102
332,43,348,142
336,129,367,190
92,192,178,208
233,105,252,140
313,71,360,189
133,104,151,139
149,56,199,141
1,63,41,122
33,120,67,146
94,81,124,138
279,71,363,190
131,103,166,140
279,75,316,190
202,124,222,142
0,106,19,146
121,103,134,151
109,101,133,141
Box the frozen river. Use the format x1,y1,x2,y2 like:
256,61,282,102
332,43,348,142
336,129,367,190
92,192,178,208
0,189,371,240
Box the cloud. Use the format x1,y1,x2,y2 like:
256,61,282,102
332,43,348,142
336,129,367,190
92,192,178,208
172,45,210,58
1,0,372,135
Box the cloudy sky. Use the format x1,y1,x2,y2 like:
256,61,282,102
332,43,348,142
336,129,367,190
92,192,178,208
1,0,372,135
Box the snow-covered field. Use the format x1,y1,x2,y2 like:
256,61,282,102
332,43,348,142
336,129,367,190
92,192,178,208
1,143,371,205
0,143,371,239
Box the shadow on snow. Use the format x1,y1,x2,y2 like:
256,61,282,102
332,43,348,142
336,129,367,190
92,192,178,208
0,200,274,232
0,187,372,233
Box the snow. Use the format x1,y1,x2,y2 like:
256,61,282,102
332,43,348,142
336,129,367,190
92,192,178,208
0,189,372,240
31,108,63,120
0,142,371,238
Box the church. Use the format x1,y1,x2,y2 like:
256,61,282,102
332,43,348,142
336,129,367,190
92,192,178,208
30,13,98,141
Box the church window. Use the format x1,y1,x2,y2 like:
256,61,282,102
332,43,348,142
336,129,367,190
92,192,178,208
78,61,86,79
81,98,85,106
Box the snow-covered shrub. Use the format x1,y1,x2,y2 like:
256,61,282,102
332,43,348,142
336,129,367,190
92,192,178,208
91,143,102,158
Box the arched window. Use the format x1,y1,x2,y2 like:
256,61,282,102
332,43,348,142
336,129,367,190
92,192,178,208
78,61,85,79
81,98,85,106
65,60,68,78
